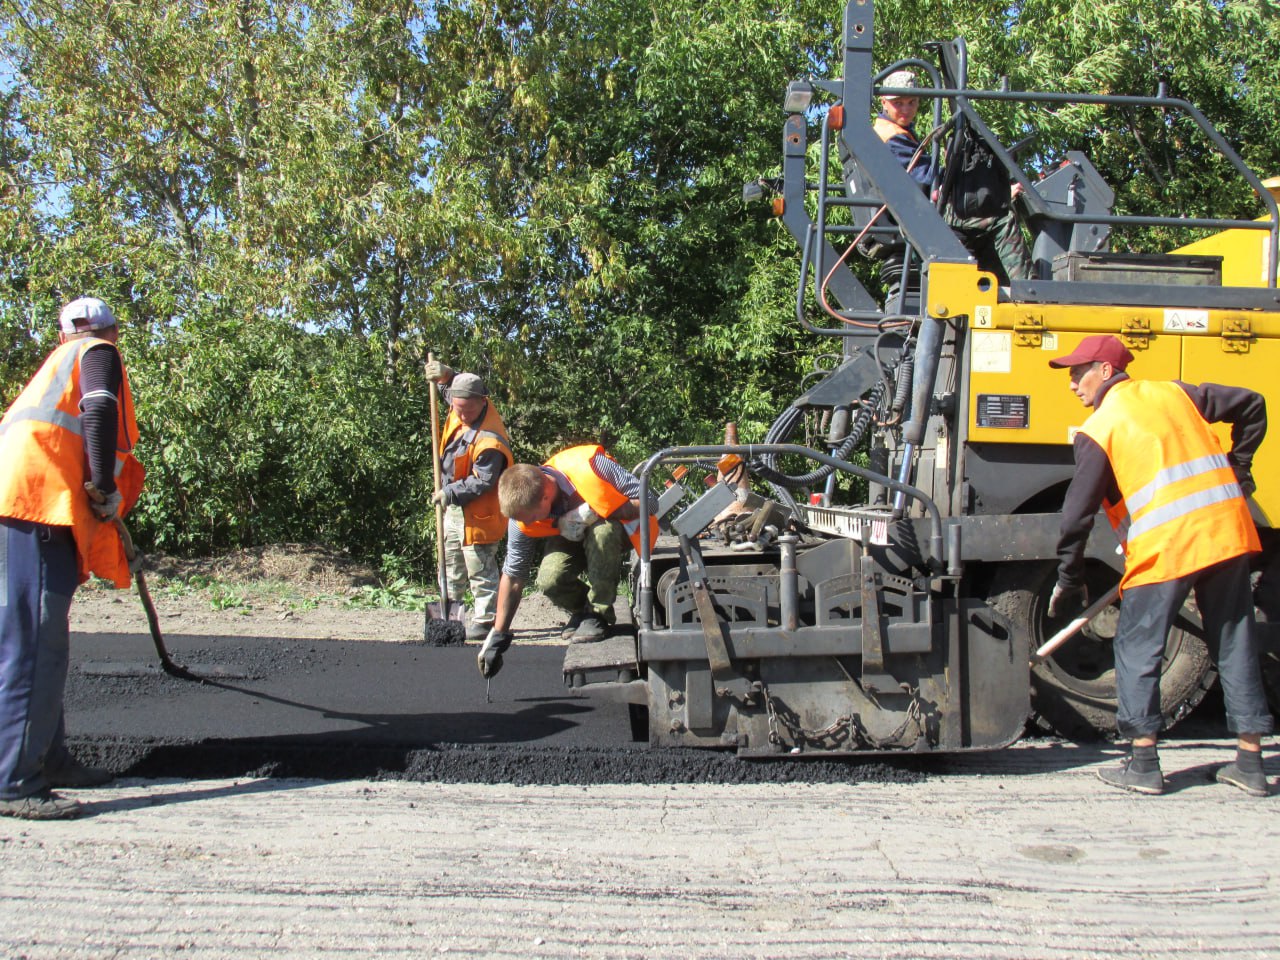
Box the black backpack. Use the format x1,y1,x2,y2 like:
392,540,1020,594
946,123,1010,220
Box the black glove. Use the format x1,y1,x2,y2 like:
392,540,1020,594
1233,464,1256,498
1047,582,1088,619
477,629,513,679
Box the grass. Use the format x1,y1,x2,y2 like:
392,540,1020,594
143,572,437,613
343,577,432,612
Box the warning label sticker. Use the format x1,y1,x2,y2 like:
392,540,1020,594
1164,309,1209,333
972,331,1012,373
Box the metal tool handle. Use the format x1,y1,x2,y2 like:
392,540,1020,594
426,352,450,608
83,482,194,679
1032,585,1121,665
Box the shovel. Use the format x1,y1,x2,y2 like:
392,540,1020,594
424,355,466,644
84,482,197,680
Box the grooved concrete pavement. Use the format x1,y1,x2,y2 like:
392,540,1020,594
2,739,1277,959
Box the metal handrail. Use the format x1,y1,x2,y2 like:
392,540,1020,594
634,443,947,631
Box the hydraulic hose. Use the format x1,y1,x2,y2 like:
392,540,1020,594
753,378,887,488
890,354,914,419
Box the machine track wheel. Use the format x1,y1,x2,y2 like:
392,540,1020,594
1260,636,1280,716
988,561,1216,741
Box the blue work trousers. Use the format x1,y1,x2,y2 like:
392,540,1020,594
1115,554,1274,739
0,517,77,799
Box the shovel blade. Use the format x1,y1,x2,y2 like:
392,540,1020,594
428,598,466,618
427,599,467,621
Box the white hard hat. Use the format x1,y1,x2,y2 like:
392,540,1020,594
58,297,117,333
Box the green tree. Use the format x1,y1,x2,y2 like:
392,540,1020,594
2,0,1279,572
421,0,843,462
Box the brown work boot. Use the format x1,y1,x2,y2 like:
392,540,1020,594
571,614,610,643
46,758,114,789
0,790,82,820
560,610,585,641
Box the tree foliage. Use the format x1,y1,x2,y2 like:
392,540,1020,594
1,0,1278,572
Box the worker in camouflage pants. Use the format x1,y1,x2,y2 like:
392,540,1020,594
473,445,660,679
873,69,1033,286
533,520,625,628
947,202,1032,284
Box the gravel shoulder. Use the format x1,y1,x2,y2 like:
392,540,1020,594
3,741,1277,959
32,551,1280,957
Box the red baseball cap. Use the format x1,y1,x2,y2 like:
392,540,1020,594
1048,334,1134,371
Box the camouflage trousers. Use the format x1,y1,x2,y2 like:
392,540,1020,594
947,205,1032,284
535,519,625,623
880,204,1033,309
442,505,501,626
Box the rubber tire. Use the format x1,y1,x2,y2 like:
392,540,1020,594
988,561,1216,741
1246,543,1280,714
1256,630,1280,715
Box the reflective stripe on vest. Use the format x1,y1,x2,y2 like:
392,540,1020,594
0,404,84,437
0,341,136,459
1123,452,1232,518
0,344,82,436
1125,473,1243,543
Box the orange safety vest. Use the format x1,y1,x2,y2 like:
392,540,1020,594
1080,379,1258,591
439,400,513,546
0,338,145,587
873,116,916,146
516,444,658,554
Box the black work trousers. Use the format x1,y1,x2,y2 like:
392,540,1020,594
1114,554,1274,739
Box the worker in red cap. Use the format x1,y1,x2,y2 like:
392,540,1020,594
1049,334,1273,796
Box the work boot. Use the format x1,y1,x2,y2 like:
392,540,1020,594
46,758,114,789
0,790,82,820
559,611,585,641
1097,755,1165,795
571,614,609,643
465,621,492,643
1216,761,1269,797
477,630,513,679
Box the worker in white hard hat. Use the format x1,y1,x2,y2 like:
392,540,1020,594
873,67,1032,284
0,297,146,820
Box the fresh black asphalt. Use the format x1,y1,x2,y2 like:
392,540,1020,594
64,630,923,786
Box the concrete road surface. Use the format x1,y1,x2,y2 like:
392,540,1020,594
2,737,1276,959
